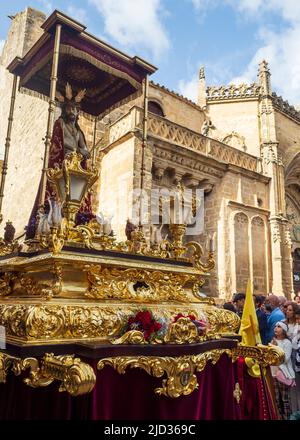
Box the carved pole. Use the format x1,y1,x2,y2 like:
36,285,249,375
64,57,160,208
92,116,97,167
139,75,149,226
39,24,62,207
141,75,149,190
0,74,18,224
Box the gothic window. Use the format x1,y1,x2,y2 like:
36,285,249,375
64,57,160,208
148,101,165,117
234,213,250,292
251,216,267,293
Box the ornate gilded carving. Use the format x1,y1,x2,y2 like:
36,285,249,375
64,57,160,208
0,239,20,256
40,353,96,395
111,330,148,345
233,382,242,404
0,301,241,343
97,344,283,398
41,262,63,299
97,350,227,398
230,344,285,367
169,224,186,258
0,272,16,297
85,265,189,302
0,352,96,395
186,241,215,273
204,307,240,334
0,352,15,383
164,317,202,344
0,304,129,341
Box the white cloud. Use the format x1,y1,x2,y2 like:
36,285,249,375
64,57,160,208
188,0,300,103
38,0,53,14
228,1,300,103
189,0,210,10
88,0,170,59
67,6,87,24
178,75,198,102
178,60,234,101
233,0,300,23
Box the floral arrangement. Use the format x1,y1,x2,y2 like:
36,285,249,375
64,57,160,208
118,310,209,344
126,310,166,342
173,313,207,336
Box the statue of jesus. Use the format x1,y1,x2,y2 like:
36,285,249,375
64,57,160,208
25,83,93,239
49,83,90,169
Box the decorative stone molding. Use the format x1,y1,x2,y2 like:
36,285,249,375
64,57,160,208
148,113,207,155
221,131,246,152
107,107,260,174
284,226,293,247
260,103,273,115
234,212,249,225
251,216,265,227
272,92,300,123
209,141,258,172
206,83,261,101
152,144,224,180
271,221,281,243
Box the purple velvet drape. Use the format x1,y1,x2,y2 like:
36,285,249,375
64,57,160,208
0,354,277,420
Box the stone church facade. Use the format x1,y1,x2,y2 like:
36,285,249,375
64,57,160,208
0,7,299,299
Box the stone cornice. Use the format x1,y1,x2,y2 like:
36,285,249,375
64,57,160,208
272,92,300,123
227,163,270,183
152,141,226,180
206,83,261,102
227,200,270,216
150,82,203,112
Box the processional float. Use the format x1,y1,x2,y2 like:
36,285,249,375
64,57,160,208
0,10,283,419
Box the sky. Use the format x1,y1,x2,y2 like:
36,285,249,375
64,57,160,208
0,0,300,104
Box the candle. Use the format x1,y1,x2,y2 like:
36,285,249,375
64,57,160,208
209,232,216,253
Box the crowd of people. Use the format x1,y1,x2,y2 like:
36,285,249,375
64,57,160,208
223,290,300,420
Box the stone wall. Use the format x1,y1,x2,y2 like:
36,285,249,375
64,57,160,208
207,100,261,158
97,137,136,240
148,84,206,133
0,8,48,236
274,110,300,168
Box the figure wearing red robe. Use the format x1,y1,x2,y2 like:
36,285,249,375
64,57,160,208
25,96,94,239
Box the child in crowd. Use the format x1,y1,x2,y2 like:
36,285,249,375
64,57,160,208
270,321,295,420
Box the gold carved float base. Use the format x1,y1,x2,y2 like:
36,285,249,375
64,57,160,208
0,248,239,345
0,344,284,398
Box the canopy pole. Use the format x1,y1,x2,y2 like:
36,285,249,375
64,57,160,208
139,75,149,226
0,74,18,224
141,75,149,191
92,117,97,167
39,23,62,208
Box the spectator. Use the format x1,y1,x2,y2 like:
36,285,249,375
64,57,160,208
270,321,295,420
265,295,285,343
292,308,300,411
254,295,268,345
284,301,300,412
232,293,245,318
284,302,299,340
294,292,300,305
223,302,236,312
278,296,288,315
